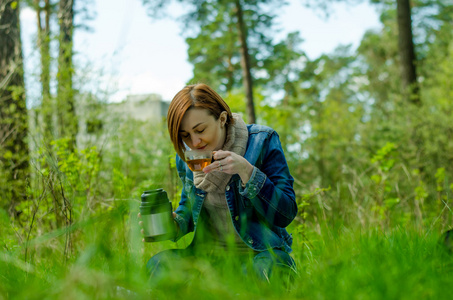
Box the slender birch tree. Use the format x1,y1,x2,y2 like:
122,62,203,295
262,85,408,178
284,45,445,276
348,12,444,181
57,0,77,149
34,0,54,140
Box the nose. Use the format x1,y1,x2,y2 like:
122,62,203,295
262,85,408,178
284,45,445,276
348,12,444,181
192,135,201,147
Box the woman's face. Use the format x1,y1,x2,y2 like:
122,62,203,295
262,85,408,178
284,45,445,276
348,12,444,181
179,107,227,151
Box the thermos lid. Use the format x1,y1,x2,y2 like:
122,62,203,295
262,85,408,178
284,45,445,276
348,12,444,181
141,188,168,205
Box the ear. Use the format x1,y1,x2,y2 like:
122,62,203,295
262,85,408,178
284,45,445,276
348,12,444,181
220,111,228,127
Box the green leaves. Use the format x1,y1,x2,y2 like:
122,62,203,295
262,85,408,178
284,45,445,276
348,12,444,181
371,142,397,172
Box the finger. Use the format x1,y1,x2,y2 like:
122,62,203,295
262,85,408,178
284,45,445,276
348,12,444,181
203,161,219,173
214,160,224,172
213,150,229,160
138,213,141,218
218,160,225,172
172,212,177,218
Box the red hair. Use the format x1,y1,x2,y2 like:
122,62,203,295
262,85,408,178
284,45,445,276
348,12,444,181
167,83,234,160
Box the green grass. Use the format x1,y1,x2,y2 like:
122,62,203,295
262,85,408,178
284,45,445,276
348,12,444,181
1,209,452,299
293,227,453,300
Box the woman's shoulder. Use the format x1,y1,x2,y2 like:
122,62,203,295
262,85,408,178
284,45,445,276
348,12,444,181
245,124,280,153
244,124,283,166
246,123,276,136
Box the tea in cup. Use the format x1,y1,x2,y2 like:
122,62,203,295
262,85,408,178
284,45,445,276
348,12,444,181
184,149,213,171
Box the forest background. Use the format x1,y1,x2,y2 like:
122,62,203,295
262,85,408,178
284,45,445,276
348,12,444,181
1,0,453,299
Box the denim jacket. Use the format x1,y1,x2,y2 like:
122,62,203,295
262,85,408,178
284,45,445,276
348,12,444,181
173,124,297,253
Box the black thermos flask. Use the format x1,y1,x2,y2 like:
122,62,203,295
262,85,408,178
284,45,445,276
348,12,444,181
139,189,176,242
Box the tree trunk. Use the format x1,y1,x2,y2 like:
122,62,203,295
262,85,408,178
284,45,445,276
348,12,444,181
0,0,29,217
36,0,53,140
226,23,235,93
234,0,256,124
396,0,419,104
57,0,77,150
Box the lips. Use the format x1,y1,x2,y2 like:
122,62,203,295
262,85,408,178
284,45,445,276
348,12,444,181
197,146,207,150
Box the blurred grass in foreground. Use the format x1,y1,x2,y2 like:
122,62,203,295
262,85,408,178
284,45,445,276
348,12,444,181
1,207,452,300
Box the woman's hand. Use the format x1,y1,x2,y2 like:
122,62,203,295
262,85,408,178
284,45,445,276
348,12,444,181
138,212,179,242
203,150,254,185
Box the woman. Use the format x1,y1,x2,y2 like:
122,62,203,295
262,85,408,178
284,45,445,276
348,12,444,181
144,83,297,281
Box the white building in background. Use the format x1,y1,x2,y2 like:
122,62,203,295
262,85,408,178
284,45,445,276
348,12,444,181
108,94,170,122
77,93,170,147
26,93,170,150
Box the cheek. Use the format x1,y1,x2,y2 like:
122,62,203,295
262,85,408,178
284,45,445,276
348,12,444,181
199,129,210,141
209,128,220,142
212,128,222,144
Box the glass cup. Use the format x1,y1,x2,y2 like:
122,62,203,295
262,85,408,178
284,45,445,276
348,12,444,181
184,149,213,172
